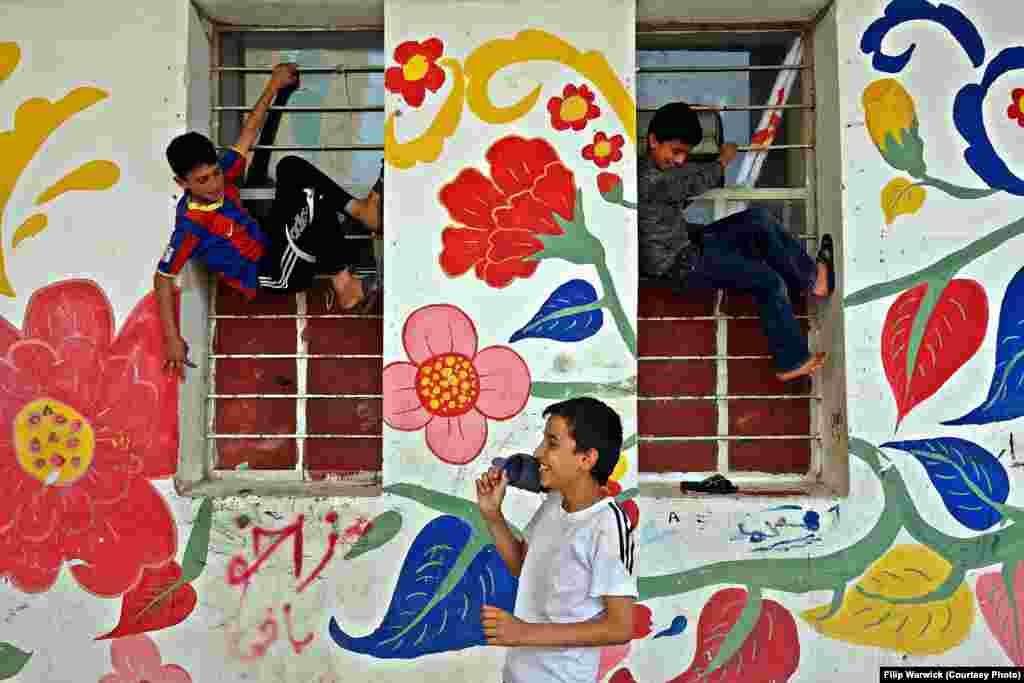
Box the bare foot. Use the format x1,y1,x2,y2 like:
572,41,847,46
812,263,829,297
775,352,827,382
330,270,365,310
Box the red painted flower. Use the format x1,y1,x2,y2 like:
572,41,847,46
547,83,600,131
1008,88,1024,127
439,135,576,288
0,280,178,595
383,304,531,464
582,131,625,168
385,38,446,108
597,172,622,195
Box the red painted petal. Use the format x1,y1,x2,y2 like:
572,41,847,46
393,40,422,64
563,84,578,98
439,169,505,231
0,316,20,356
420,37,444,61
550,116,570,130
593,131,608,144
578,84,593,101
1013,88,1024,100
55,484,97,536
23,279,115,350
68,478,176,597
582,144,596,160
47,338,104,413
595,155,612,169
494,192,564,236
610,134,624,148
401,81,427,108
479,256,539,288
488,229,544,263
384,66,406,94
531,163,576,222
547,97,563,115
0,534,62,593
423,63,446,93
486,136,560,198
18,486,60,542
597,172,621,194
587,104,601,120
571,117,588,131
440,227,488,277
8,339,59,390
0,460,30,533
83,444,140,503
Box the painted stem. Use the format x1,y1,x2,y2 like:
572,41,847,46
594,252,637,358
921,174,1001,200
846,213,1024,307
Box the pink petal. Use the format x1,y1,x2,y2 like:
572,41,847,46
23,279,115,350
598,643,631,681
383,362,433,431
110,634,162,677
402,304,478,365
425,410,488,464
155,664,193,683
473,346,531,420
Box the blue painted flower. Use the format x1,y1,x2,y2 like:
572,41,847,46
954,47,1024,195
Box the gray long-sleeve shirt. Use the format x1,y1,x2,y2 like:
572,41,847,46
637,155,724,277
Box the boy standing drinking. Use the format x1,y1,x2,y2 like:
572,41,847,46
476,397,636,683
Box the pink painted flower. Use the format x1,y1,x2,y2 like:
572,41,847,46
100,634,191,683
0,280,178,595
383,304,531,464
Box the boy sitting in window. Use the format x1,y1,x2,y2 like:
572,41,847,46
154,63,382,376
476,397,636,683
639,102,835,382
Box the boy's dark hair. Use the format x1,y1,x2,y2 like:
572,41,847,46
543,397,623,486
166,132,218,179
647,101,703,146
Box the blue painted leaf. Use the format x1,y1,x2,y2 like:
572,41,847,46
881,437,1010,530
653,615,688,639
944,266,1024,426
329,515,517,659
509,279,603,343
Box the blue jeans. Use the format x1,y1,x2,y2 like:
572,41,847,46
679,208,816,374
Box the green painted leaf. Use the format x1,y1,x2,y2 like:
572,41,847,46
346,510,403,560
181,498,214,583
0,643,31,679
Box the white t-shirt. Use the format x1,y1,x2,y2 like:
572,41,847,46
503,492,638,683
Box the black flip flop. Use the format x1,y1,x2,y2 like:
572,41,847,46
816,234,836,297
680,473,738,494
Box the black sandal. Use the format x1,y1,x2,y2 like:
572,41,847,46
816,234,836,297
680,473,738,494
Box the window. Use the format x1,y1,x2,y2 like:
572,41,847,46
636,21,848,496
175,25,387,497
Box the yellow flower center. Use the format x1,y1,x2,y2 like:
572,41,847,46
416,353,479,417
402,55,430,82
594,141,612,158
559,95,589,122
1018,94,1024,113
15,398,95,486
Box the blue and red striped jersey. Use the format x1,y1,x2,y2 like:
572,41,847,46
157,148,270,298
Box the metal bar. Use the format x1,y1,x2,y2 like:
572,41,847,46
206,273,220,472
214,105,384,113
214,65,384,74
212,353,382,359
640,104,812,113
208,433,382,439
637,64,808,73
209,393,381,399
639,394,821,400
714,288,730,472
640,434,821,441
215,25,385,33
295,290,308,475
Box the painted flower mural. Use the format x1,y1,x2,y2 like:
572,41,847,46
385,38,447,108
0,279,178,595
439,135,575,288
547,83,600,131
383,304,530,464
582,131,624,168
99,634,191,683
862,78,927,178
